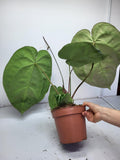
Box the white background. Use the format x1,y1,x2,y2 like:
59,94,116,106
0,0,120,107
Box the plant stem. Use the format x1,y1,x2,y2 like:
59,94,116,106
43,36,65,89
72,63,94,98
36,64,59,95
68,66,73,95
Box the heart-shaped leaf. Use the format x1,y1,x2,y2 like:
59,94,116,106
71,22,120,88
74,45,119,88
58,42,105,67
3,46,52,113
92,22,120,60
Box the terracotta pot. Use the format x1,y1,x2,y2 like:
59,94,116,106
52,105,87,144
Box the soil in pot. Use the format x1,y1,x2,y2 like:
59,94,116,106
52,105,87,144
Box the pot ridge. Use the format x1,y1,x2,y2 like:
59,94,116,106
52,105,85,118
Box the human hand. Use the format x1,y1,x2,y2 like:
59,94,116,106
82,101,120,127
82,102,103,123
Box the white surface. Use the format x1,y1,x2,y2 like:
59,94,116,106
101,65,120,97
0,97,120,160
110,0,120,30
103,95,120,109
1,0,120,107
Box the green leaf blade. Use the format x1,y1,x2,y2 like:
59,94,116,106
71,22,120,89
92,22,120,60
3,46,52,113
73,50,118,89
72,29,93,43
58,42,105,67
49,86,73,110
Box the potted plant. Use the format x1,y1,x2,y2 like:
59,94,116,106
3,22,120,144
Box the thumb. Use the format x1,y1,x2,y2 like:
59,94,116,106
83,101,97,112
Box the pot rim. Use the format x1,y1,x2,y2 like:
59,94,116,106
52,105,85,118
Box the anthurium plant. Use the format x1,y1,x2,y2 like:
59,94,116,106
3,22,120,113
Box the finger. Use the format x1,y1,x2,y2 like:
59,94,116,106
83,101,94,107
87,112,94,122
82,111,94,122
82,111,87,116
83,101,99,112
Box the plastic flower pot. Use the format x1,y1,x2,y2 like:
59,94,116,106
52,105,87,144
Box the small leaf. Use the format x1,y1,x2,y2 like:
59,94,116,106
56,93,73,107
58,42,105,67
3,46,52,113
48,86,60,110
49,86,73,110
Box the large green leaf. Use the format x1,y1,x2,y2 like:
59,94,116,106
71,22,120,88
74,60,117,89
74,45,119,88
3,46,52,113
58,42,105,67
92,22,120,60
72,29,93,43
49,86,73,110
